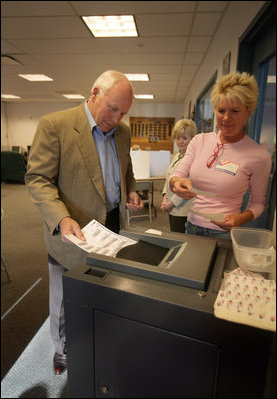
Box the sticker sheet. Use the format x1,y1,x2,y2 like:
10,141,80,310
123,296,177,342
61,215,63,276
214,269,276,331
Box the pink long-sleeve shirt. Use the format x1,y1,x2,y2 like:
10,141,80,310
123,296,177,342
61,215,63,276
171,132,271,230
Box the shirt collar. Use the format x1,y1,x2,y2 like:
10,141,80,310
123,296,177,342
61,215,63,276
84,101,97,130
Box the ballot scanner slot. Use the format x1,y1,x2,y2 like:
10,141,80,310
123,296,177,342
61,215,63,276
116,240,170,266
86,234,218,290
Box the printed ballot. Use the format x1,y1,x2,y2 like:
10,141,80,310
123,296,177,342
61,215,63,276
65,219,137,257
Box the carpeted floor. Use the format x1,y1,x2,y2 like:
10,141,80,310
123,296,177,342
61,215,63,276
1,183,50,380
1,317,68,398
1,181,170,396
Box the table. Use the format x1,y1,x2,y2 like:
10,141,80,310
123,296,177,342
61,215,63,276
136,176,165,217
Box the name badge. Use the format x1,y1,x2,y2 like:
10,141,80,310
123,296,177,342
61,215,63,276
215,160,239,175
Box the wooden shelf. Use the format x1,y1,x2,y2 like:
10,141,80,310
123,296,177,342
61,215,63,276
130,117,175,151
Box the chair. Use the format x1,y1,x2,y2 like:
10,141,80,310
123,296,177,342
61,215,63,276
127,180,153,225
1,208,12,282
1,151,27,184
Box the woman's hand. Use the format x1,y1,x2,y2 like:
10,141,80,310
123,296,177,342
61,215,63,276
211,210,254,231
169,177,197,200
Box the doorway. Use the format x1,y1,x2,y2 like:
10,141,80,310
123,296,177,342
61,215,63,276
238,1,276,230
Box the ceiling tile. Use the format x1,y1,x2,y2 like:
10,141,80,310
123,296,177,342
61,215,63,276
197,1,228,12
191,13,222,35
136,14,193,36
7,38,101,55
1,1,244,103
1,17,90,39
1,1,75,16
187,36,211,52
70,1,197,15
96,37,188,53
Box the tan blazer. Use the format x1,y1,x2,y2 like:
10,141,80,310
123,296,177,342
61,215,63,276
25,103,136,269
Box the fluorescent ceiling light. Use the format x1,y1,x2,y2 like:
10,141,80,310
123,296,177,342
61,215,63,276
82,15,138,37
125,74,149,81
1,94,21,99
62,94,85,99
134,94,154,99
18,74,53,81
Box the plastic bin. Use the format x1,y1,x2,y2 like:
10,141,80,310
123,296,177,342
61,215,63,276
231,227,276,272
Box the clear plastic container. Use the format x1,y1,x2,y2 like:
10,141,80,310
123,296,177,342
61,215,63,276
231,227,276,272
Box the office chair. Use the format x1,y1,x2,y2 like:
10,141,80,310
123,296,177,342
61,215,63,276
127,180,153,225
1,208,12,282
1,151,27,184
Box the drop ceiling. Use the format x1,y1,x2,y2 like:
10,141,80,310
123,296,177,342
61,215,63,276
1,1,230,103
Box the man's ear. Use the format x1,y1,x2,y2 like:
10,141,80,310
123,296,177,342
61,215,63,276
91,87,99,101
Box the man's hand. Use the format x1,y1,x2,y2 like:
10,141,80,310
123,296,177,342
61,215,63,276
59,217,86,243
126,191,144,212
161,195,173,213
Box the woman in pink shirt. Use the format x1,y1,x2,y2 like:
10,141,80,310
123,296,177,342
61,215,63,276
169,72,271,239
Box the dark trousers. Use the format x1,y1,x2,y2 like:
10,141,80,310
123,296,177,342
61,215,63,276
48,206,120,353
105,206,120,234
169,214,187,233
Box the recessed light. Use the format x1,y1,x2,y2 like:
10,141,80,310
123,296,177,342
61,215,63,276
125,74,149,81
1,94,21,99
62,94,85,99
18,74,53,81
134,94,154,99
82,15,138,37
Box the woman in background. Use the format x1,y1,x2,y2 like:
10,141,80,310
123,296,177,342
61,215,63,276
169,72,271,239
161,119,197,233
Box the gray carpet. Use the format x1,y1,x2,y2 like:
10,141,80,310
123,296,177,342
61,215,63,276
1,181,169,397
1,317,68,398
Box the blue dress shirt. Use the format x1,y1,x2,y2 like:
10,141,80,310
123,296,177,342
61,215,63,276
84,102,121,212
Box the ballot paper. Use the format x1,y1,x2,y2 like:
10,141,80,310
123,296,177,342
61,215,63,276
65,219,137,257
191,188,216,197
190,209,226,222
144,229,163,235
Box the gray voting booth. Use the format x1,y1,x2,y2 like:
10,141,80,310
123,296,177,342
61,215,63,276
63,230,274,398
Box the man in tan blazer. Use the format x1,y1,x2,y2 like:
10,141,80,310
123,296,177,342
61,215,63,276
25,70,143,375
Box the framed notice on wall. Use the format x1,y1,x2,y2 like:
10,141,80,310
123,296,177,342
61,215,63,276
222,52,231,75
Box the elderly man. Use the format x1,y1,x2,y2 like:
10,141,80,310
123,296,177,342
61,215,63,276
25,70,143,375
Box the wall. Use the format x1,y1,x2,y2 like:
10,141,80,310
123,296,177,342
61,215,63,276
1,100,183,152
1,101,81,152
182,1,266,116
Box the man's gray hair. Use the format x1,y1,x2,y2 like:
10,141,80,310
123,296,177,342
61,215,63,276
91,70,133,96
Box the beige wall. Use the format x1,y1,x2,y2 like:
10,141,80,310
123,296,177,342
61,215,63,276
1,1,265,153
181,1,265,117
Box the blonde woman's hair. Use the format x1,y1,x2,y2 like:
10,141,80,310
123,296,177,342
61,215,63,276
91,70,133,97
172,119,197,139
210,72,259,114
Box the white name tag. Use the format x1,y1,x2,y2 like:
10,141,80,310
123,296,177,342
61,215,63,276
215,160,239,175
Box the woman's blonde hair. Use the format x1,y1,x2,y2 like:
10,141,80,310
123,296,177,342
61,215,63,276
210,72,259,114
172,119,197,139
